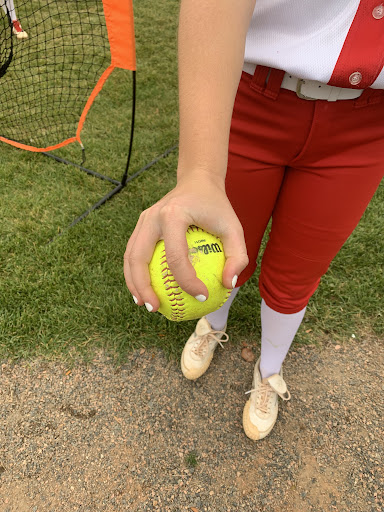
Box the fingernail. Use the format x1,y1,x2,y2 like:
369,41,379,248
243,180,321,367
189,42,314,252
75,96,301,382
231,275,238,288
145,302,153,312
132,295,138,305
195,294,207,302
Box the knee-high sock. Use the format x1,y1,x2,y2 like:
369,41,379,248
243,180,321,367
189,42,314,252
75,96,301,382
260,299,306,379
1,0,17,21
205,286,240,331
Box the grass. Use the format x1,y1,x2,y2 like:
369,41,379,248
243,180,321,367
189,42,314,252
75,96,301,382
0,0,383,364
185,451,198,469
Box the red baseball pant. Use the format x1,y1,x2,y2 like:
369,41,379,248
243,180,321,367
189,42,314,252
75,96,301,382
226,67,384,314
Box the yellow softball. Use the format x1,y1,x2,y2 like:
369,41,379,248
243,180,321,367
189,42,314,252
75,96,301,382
149,225,231,321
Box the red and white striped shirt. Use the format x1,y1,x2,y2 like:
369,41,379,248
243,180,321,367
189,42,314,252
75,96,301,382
244,0,384,89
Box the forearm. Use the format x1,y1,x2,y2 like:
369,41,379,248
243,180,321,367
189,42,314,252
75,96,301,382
177,0,256,183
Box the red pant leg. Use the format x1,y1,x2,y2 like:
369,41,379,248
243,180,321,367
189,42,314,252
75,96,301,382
259,93,384,313
226,70,316,286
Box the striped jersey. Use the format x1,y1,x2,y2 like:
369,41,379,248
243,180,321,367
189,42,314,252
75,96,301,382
244,0,384,89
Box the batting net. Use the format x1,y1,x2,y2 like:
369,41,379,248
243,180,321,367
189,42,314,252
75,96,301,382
0,0,135,152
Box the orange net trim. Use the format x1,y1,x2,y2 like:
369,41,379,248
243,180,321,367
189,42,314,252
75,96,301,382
1,0,135,153
103,0,136,71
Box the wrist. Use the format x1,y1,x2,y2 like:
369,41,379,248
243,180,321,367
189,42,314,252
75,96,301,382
176,166,227,190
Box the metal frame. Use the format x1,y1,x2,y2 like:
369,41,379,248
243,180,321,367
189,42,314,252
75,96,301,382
43,71,178,241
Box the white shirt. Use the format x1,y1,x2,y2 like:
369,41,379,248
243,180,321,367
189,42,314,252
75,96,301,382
244,0,384,89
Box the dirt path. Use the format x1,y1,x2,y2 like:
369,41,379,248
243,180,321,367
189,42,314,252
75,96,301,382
0,337,383,512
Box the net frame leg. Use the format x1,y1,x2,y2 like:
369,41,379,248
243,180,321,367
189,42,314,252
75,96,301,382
47,142,179,243
42,151,121,186
47,72,179,242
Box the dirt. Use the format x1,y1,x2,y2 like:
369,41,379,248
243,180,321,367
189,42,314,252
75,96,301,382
0,336,383,512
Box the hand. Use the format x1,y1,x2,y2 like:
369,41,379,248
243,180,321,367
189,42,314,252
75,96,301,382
124,172,249,312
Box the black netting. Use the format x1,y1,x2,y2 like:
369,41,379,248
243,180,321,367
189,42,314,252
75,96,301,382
0,0,110,148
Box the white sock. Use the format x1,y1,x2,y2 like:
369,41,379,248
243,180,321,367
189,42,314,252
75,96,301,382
1,0,17,21
260,299,306,379
206,286,240,331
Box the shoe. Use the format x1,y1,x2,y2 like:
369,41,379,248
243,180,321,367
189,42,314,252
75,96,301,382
181,317,229,380
243,357,291,440
12,20,28,39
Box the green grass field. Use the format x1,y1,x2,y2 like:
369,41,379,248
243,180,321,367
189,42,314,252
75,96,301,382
0,0,382,364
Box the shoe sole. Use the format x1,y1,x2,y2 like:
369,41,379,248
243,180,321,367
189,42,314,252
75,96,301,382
242,400,276,441
180,350,214,380
13,29,28,39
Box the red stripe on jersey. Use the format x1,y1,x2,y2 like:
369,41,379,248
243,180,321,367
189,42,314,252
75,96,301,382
329,1,384,89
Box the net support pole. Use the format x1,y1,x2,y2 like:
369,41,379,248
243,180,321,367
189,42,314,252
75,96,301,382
121,71,136,187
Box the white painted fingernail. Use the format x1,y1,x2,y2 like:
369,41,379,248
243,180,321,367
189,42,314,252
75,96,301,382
145,302,153,312
195,295,207,302
132,295,138,305
232,275,238,288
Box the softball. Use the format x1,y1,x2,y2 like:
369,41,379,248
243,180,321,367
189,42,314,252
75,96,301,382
149,225,231,321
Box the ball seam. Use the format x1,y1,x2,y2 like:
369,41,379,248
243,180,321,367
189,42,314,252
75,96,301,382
160,226,229,320
160,249,185,321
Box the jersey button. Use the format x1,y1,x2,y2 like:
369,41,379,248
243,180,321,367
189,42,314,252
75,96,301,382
372,4,384,19
349,72,362,86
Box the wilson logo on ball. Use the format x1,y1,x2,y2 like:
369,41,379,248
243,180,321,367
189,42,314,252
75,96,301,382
191,243,223,255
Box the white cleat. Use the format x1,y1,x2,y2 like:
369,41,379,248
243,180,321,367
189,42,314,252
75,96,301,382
243,357,291,440
181,317,228,380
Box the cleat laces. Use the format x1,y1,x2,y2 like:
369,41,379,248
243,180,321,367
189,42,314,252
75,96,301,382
245,381,274,414
245,377,291,414
192,330,229,358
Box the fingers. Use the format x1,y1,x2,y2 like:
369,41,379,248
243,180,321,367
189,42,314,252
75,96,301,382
124,212,145,304
162,210,209,300
124,212,161,311
125,206,211,313
219,222,249,290
124,212,144,301
124,184,249,315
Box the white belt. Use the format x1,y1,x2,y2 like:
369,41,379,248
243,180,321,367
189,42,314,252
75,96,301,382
243,62,364,102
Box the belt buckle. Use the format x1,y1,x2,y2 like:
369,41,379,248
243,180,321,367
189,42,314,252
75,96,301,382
296,79,317,101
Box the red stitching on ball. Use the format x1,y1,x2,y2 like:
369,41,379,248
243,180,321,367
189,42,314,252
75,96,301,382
160,227,225,320
160,249,185,318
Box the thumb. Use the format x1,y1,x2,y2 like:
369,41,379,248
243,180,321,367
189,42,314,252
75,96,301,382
220,226,249,289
